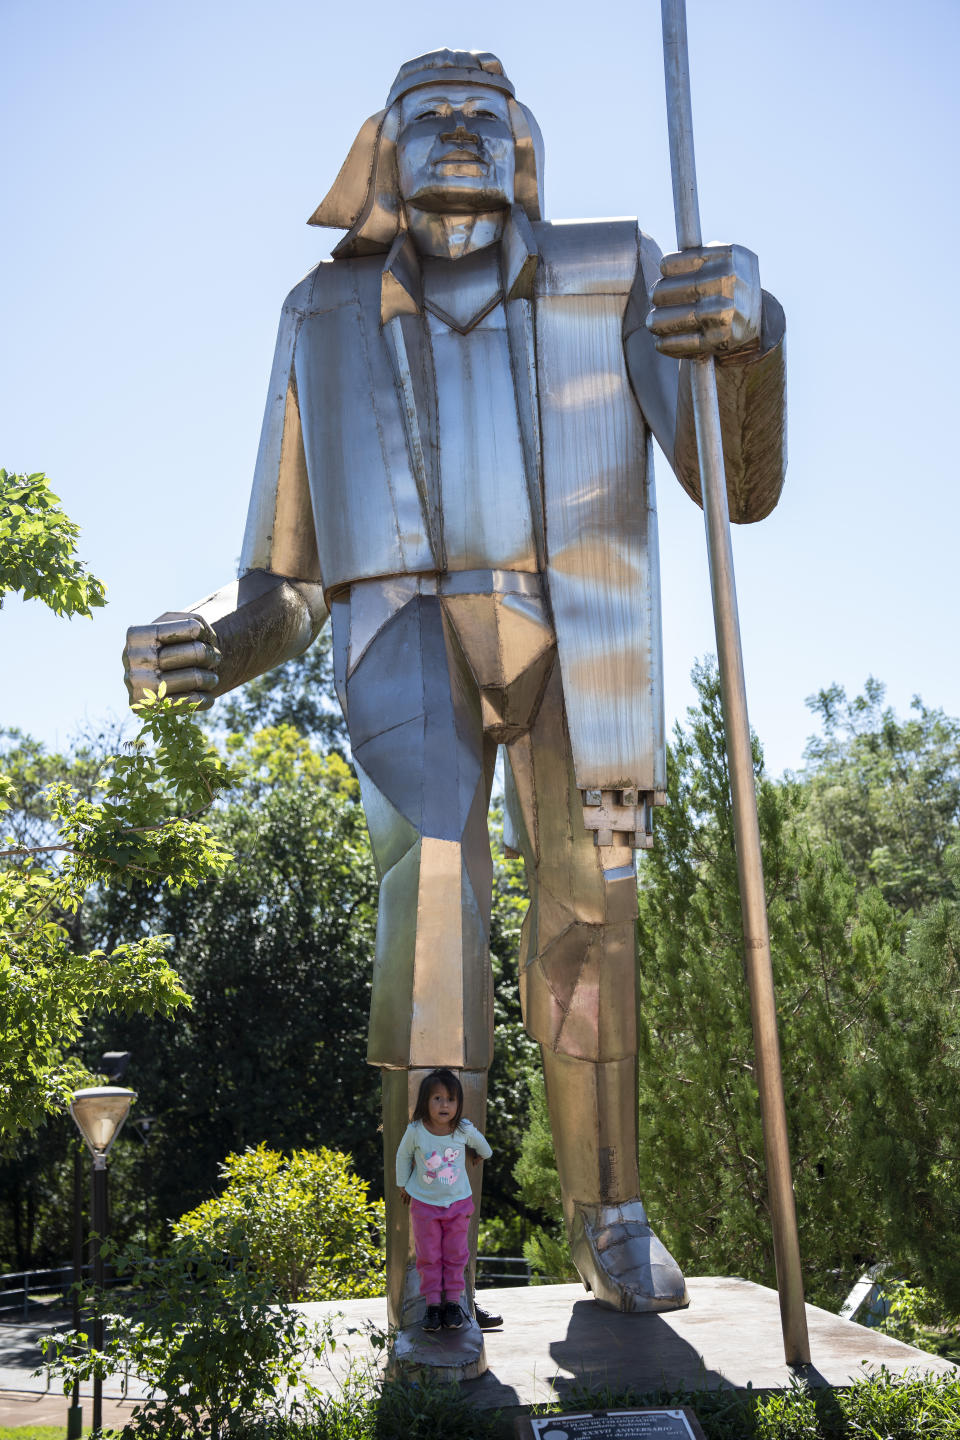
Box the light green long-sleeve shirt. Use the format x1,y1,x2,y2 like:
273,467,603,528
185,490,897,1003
396,1119,492,1206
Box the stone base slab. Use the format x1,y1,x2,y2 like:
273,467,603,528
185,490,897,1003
298,1276,957,1409
389,1311,486,1381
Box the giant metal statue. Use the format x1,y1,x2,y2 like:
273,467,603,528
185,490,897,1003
124,47,786,1372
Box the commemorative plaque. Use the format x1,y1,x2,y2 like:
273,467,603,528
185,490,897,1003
514,1408,707,1440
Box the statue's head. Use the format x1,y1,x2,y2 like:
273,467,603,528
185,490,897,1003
309,49,544,258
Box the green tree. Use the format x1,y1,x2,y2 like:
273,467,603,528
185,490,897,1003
0,724,118,853
83,725,382,1227
174,1143,384,1301
630,662,907,1304
0,691,233,1140
0,1116,75,1269
0,469,106,616
0,725,156,1267
802,678,960,912
1,468,235,1143
13,740,544,1262
855,848,960,1306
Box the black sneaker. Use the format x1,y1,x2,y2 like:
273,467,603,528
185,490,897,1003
422,1304,443,1332
442,1302,465,1330
474,1302,503,1329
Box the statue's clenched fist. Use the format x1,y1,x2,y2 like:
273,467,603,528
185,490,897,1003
123,614,222,710
646,242,761,359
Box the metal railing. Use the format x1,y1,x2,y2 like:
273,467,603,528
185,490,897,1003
2,1253,560,1322
476,1253,531,1287
0,1263,125,1322
0,1264,78,1321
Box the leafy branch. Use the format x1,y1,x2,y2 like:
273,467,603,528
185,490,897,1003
0,692,235,1141
0,469,106,616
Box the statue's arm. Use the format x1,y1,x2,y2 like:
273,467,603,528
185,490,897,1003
123,572,328,710
623,231,787,522
123,283,328,710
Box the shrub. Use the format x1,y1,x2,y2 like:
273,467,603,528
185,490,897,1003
837,1366,960,1439
41,1231,330,1439
174,1144,385,1302
753,1383,821,1439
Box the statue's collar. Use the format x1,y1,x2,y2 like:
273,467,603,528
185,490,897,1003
380,205,538,328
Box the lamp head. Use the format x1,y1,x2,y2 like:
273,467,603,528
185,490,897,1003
69,1086,136,1161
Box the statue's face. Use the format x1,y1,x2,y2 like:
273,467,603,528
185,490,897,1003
396,83,515,215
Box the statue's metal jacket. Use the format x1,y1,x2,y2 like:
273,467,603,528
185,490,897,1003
124,47,787,1374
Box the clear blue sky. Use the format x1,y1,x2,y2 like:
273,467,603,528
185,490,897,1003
3,0,957,775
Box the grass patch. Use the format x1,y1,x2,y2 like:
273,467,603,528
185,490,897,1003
0,1428,82,1440
15,1366,957,1439
228,1366,960,1440
251,1371,503,1440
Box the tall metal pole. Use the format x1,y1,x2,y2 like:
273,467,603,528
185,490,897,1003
67,1145,84,1440
92,1156,107,1433
659,0,811,1367
68,1084,135,1432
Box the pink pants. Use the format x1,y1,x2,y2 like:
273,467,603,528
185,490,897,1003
409,1196,474,1304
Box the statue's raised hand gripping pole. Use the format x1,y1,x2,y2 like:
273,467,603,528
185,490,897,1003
660,0,811,1368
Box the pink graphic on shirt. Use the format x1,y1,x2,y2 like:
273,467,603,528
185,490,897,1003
422,1150,443,1184
438,1146,461,1185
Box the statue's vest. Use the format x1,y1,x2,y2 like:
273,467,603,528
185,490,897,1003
243,218,666,796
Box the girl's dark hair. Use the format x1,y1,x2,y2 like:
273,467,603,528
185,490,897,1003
412,1069,464,1130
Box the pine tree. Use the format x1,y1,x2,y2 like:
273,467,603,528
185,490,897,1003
516,660,911,1307
802,678,960,911
854,846,960,1306
632,661,907,1305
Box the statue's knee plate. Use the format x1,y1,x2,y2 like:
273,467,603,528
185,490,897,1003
521,917,638,1059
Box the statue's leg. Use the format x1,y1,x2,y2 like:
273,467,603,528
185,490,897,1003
505,665,688,1313
381,1068,488,1329
331,587,496,1337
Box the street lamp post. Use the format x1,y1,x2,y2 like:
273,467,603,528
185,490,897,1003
68,1141,84,1440
68,1086,136,1435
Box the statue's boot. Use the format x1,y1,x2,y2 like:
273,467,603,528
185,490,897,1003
381,1068,488,1380
542,1047,688,1312
565,1198,689,1313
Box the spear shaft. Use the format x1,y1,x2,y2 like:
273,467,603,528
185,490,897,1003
659,0,811,1367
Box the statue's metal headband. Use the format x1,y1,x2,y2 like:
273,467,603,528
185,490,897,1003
385,53,516,108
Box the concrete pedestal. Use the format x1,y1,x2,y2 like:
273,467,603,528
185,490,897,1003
390,1312,487,1380
299,1277,957,1408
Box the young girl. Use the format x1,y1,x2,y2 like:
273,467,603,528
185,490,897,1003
396,1067,493,1332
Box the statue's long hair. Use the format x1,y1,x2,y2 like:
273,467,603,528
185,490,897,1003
308,98,545,260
